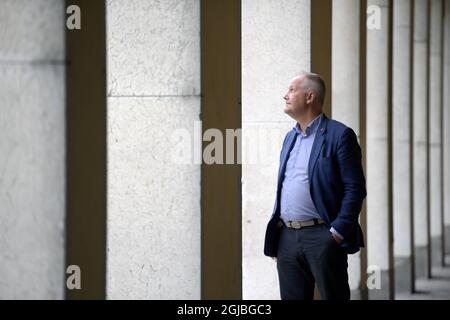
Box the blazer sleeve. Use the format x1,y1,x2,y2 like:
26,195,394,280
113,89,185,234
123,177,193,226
330,127,367,239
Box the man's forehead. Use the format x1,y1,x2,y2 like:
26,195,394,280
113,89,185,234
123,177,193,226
290,75,305,87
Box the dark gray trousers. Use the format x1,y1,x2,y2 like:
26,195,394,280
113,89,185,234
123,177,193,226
276,223,350,300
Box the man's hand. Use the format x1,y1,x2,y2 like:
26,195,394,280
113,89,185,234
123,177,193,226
271,257,277,262
331,232,343,244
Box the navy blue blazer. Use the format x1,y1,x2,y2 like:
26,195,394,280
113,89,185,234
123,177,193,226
264,114,366,256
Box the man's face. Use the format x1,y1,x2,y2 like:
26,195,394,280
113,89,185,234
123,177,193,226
283,76,307,117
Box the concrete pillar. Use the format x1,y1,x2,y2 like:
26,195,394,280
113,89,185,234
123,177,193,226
413,0,431,279
106,0,201,299
331,0,363,299
429,0,444,269
366,0,394,299
392,0,414,294
242,0,310,299
444,0,450,255
0,0,66,299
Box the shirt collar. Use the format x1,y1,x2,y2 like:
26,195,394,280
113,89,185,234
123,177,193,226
293,113,323,137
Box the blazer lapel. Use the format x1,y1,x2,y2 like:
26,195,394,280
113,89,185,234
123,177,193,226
308,115,329,180
277,131,297,186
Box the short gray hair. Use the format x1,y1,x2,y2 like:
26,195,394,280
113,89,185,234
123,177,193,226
297,71,326,106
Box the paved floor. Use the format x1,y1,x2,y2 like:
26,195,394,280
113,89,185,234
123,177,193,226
396,255,450,300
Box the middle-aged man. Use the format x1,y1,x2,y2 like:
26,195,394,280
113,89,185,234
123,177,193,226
264,72,366,300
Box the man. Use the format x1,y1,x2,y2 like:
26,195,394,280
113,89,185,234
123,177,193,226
264,72,366,300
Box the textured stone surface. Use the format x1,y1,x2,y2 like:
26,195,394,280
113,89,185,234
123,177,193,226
242,0,310,123
367,269,390,300
332,0,360,130
431,236,444,268
332,0,361,294
366,0,391,274
413,0,430,249
241,0,310,299
0,64,65,299
106,0,200,96
415,246,429,279
106,0,201,299
447,226,450,255
444,1,450,253
242,121,293,300
429,0,443,249
0,0,65,299
392,0,413,259
107,97,201,299
395,256,413,294
0,0,65,61
392,0,414,297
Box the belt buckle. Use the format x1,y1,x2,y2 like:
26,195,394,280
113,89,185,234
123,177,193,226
293,221,302,229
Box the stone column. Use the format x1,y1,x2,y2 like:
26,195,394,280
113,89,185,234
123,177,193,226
429,0,444,269
242,0,310,299
106,0,201,299
366,0,394,300
392,0,414,294
331,0,363,299
444,0,450,255
413,0,431,279
0,0,66,299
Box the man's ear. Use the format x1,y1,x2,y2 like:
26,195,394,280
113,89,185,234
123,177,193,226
306,92,315,104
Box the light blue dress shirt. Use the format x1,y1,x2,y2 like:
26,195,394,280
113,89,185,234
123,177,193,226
279,113,343,239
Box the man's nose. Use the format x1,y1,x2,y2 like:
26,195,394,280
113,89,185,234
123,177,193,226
283,93,288,101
